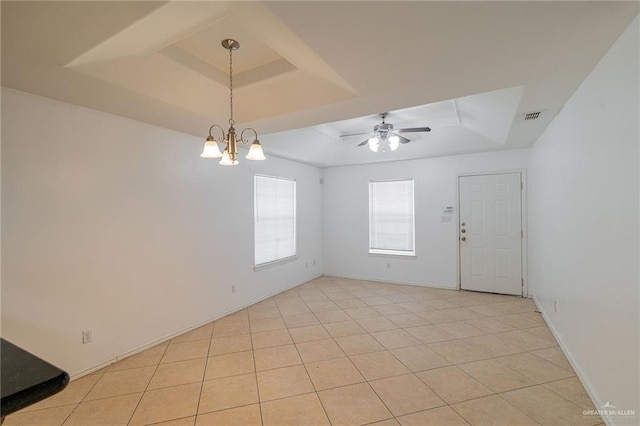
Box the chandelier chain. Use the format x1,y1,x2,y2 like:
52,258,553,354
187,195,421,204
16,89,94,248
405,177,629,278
228,45,234,126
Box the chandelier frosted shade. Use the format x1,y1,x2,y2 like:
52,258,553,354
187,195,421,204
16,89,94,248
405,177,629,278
219,149,239,166
246,140,266,160
200,137,223,158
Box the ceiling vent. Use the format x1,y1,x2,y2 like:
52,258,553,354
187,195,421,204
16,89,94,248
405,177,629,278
522,111,543,121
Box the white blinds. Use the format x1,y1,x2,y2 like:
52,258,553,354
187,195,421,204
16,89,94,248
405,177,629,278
369,179,415,255
254,175,297,266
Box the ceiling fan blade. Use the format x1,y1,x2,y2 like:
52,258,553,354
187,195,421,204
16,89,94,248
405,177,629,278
357,139,369,147
397,135,411,144
340,131,370,138
396,127,431,133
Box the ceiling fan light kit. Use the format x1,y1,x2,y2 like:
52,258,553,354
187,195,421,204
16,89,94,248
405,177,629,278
368,136,380,152
367,135,398,152
348,112,431,153
388,134,400,151
200,39,266,165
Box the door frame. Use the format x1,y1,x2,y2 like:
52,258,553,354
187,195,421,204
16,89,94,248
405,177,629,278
456,169,528,297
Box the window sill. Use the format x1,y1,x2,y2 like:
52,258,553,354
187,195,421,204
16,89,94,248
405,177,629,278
253,255,298,271
368,250,416,259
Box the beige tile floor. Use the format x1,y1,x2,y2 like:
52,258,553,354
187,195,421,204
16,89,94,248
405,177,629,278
6,277,604,426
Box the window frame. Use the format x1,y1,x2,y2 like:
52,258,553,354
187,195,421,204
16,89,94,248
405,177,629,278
368,178,416,257
253,174,298,270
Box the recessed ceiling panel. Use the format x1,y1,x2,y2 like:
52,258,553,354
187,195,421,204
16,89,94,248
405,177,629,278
61,1,356,124
456,86,524,145
160,14,299,90
174,15,283,75
263,86,524,167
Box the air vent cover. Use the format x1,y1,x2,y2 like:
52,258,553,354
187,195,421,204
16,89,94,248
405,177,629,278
522,111,542,121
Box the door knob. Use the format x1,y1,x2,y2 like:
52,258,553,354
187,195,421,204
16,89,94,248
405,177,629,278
461,229,466,233
461,237,466,241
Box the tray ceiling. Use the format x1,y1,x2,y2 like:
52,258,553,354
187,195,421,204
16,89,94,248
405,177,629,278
2,1,638,167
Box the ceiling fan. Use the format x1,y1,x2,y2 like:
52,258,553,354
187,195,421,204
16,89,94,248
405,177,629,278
340,112,431,152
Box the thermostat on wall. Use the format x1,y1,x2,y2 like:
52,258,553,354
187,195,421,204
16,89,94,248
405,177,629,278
441,205,454,222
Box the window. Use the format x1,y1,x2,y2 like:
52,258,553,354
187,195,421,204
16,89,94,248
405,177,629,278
254,175,297,266
369,179,415,256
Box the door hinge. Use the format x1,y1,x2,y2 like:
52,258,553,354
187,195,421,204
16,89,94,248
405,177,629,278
520,182,523,190
521,230,524,238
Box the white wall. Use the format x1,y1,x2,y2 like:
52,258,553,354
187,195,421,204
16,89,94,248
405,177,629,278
322,149,530,288
528,17,639,422
1,88,323,377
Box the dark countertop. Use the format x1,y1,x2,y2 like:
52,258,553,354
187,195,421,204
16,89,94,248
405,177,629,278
1,338,69,418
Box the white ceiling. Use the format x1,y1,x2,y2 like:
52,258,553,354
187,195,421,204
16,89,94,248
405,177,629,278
265,86,525,167
2,1,638,167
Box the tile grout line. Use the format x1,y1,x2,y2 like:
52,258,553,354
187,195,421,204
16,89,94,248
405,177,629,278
61,355,575,419
321,287,408,425
342,300,446,423
57,369,106,426
527,381,597,414
10,278,594,426
191,321,215,425
125,342,170,426
145,414,196,426
286,282,337,425
201,288,556,425
322,282,556,425
247,308,265,426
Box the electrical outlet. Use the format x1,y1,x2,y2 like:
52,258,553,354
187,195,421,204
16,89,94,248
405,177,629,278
82,329,93,344
231,285,236,294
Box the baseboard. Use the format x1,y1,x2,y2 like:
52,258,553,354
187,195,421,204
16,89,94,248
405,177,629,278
70,273,322,380
531,295,612,426
322,273,458,291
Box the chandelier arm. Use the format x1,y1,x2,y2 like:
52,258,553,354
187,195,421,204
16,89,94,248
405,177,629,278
240,127,258,144
208,124,226,140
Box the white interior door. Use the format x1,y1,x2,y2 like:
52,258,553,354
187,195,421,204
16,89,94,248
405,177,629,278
459,173,522,295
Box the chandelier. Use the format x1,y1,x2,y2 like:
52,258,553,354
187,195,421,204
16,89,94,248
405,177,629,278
200,39,266,165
